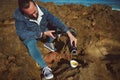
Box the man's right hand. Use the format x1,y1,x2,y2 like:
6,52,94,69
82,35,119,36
43,30,56,39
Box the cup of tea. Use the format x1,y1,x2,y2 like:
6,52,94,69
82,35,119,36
70,60,78,68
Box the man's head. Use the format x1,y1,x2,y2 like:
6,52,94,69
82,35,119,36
18,0,38,20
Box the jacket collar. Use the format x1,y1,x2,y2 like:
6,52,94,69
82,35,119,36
27,4,44,25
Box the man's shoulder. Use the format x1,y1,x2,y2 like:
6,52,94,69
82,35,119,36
14,8,25,21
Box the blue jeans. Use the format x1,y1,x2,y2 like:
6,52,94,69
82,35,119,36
24,38,52,68
24,27,60,68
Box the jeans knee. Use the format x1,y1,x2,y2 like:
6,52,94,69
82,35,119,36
24,39,37,52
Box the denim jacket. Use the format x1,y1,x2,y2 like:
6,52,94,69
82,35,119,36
14,5,68,43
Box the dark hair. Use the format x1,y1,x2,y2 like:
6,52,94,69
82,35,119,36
18,0,35,11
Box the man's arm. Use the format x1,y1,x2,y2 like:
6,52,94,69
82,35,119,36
15,20,42,42
45,8,77,46
45,9,69,33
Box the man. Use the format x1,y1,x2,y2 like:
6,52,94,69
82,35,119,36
14,0,77,79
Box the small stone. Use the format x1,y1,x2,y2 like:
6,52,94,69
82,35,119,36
67,77,74,80
8,56,16,62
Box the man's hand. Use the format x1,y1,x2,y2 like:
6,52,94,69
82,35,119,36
44,30,56,39
67,31,77,47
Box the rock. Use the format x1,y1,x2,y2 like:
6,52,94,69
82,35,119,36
0,1,120,80
44,52,71,67
8,56,16,62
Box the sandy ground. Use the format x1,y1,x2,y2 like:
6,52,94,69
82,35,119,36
0,0,120,80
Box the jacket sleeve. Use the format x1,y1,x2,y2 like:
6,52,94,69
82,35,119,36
45,8,69,32
15,20,42,42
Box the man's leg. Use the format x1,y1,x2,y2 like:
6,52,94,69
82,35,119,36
43,37,56,52
43,27,60,52
24,38,47,68
24,39,54,79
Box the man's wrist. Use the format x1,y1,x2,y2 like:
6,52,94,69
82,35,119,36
67,31,72,37
42,32,45,37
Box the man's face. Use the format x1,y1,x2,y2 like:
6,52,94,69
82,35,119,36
22,1,38,20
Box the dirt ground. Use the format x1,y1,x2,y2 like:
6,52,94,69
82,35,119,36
0,0,120,80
